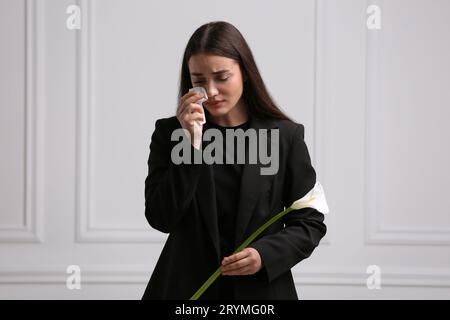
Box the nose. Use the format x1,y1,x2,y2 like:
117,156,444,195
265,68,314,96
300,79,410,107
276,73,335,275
205,82,219,98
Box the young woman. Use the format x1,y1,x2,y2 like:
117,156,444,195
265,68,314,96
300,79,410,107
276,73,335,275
142,21,327,300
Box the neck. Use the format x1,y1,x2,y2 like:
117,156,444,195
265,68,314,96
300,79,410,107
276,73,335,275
208,99,249,127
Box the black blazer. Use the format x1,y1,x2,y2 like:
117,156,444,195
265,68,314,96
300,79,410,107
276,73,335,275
142,115,327,300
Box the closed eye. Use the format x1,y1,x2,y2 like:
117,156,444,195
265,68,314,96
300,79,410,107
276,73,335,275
194,77,229,84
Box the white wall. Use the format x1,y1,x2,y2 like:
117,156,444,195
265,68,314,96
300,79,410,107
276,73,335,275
0,0,449,299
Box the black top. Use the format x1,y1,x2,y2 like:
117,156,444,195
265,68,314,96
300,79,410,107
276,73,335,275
207,119,251,299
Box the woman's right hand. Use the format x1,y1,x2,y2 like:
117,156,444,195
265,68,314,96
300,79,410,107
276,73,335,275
176,91,206,149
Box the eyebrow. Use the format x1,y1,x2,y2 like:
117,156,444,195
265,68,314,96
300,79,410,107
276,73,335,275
190,69,230,76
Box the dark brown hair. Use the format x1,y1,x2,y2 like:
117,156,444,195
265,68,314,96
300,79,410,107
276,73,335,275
178,21,294,123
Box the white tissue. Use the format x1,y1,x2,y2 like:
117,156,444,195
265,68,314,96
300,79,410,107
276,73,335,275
188,87,207,125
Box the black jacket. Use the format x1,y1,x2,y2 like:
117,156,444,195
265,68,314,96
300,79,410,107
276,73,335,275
142,115,327,300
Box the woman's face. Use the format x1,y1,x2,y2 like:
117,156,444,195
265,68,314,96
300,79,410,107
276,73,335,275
188,53,248,124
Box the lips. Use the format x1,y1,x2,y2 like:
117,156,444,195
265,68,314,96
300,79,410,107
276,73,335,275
208,100,225,106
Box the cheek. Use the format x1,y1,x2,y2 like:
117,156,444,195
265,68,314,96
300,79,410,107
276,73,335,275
222,80,243,100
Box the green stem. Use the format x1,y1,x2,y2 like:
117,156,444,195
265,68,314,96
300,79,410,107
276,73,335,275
190,206,296,300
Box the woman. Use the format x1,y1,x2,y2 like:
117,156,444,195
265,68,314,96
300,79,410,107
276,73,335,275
142,21,327,300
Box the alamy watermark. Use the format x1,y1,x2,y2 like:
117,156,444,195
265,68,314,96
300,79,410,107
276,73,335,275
170,128,279,176
66,5,81,30
366,265,382,290
366,5,382,30
66,265,81,290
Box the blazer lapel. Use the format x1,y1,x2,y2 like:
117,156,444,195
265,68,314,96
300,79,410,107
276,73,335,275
195,161,220,262
234,117,278,246
194,116,279,261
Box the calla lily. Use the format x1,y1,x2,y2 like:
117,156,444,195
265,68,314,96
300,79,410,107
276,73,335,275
190,181,330,300
290,181,329,213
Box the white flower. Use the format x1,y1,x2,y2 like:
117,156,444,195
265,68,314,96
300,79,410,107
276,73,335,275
290,181,329,214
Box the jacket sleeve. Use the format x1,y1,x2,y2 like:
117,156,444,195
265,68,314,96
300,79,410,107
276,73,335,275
248,123,327,283
144,119,204,233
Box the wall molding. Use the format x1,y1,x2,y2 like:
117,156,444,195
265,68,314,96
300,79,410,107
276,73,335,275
0,0,44,243
363,0,450,246
1,265,450,288
75,0,163,243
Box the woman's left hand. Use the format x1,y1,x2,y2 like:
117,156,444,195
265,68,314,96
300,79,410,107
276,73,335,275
220,247,262,276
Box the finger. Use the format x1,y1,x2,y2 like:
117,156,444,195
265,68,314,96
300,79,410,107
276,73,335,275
181,92,205,108
222,265,252,276
221,256,252,273
186,103,204,114
183,110,204,126
178,93,203,115
181,91,200,102
178,111,201,127
223,251,244,264
179,103,203,119
180,112,200,126
187,112,205,124
222,250,250,265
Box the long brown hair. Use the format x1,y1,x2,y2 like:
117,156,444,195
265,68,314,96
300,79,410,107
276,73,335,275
177,21,294,123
